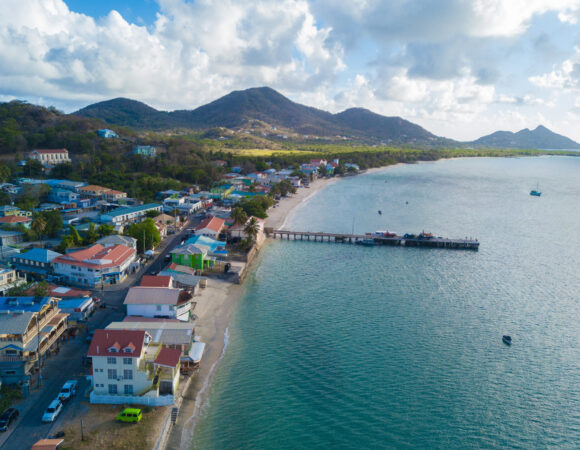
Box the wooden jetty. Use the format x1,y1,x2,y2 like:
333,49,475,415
265,229,479,250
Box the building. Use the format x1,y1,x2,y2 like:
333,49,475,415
88,329,181,406
0,296,68,384
140,275,174,288
194,216,225,239
57,297,95,322
100,204,163,226
133,146,157,157
0,216,32,228
96,235,137,250
0,231,24,246
97,129,119,139
184,235,227,257
123,287,193,322
77,185,114,199
48,189,80,205
170,244,214,271
28,149,71,167
11,248,62,277
228,217,264,241
0,267,27,295
162,196,202,215
52,244,136,287
0,206,32,218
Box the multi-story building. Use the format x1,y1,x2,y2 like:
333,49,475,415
88,329,181,405
99,204,163,226
0,267,27,295
28,149,71,167
11,248,62,277
194,215,225,239
0,296,68,384
51,244,136,287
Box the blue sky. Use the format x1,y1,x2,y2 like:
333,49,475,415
2,0,580,142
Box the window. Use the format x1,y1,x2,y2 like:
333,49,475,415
124,384,133,395
107,357,116,364
108,384,118,394
156,305,162,311
123,369,133,380
107,369,117,380
123,357,132,365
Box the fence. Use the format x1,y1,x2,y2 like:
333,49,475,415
90,392,175,406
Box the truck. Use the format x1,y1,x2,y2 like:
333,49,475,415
58,380,78,402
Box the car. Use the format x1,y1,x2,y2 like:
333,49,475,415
58,380,78,402
0,408,19,432
116,408,142,423
86,329,95,342
42,399,63,423
164,254,171,261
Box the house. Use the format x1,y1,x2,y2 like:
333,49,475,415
48,189,80,205
97,129,119,139
53,180,87,191
0,206,32,218
57,297,96,322
0,231,24,246
123,286,193,322
170,244,215,271
184,235,227,257
0,267,27,295
96,235,137,250
28,149,71,167
0,296,67,384
162,196,202,215
0,216,32,228
157,270,203,294
228,217,264,241
100,204,163,226
11,248,62,277
104,190,127,203
133,146,157,157
154,213,180,229
88,329,181,406
52,244,136,287
140,275,173,288
194,216,225,239
77,185,112,199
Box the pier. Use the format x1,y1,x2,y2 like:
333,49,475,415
265,229,479,250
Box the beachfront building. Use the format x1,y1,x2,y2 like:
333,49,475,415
100,204,163,226
52,244,136,287
123,286,194,322
88,329,181,406
11,248,62,278
228,216,265,241
170,244,215,271
0,296,67,384
28,149,71,167
0,267,27,295
194,216,225,239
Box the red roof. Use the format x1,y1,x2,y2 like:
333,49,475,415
154,346,182,368
33,148,68,154
0,216,31,223
52,244,135,269
140,275,173,288
24,284,91,298
195,215,225,233
87,329,146,358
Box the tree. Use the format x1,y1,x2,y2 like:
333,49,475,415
30,215,46,243
243,217,260,244
230,207,248,225
125,218,161,253
97,224,116,237
40,210,63,237
33,281,51,297
83,223,100,245
0,164,10,183
23,158,44,177
68,224,82,246
56,235,75,253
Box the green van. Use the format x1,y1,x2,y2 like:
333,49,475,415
116,408,142,423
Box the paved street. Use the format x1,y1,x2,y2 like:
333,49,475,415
0,217,198,449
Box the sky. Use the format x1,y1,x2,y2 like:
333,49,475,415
2,0,580,142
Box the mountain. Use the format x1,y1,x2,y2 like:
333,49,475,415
73,87,448,144
471,125,580,149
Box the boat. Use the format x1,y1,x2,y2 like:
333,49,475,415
355,238,376,246
530,183,541,197
502,335,512,345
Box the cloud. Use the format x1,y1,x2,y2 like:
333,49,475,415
529,46,580,89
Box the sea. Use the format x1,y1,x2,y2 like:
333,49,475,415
193,156,580,449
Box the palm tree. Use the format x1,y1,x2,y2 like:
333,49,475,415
243,217,260,245
31,215,46,247
231,207,248,225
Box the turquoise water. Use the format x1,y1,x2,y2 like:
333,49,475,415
194,157,580,449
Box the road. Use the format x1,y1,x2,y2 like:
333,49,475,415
0,217,199,449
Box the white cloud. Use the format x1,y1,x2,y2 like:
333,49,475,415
529,47,580,89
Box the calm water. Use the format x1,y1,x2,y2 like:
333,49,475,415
193,156,580,449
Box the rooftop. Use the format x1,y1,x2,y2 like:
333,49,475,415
124,287,191,306
52,244,135,269
140,275,173,288
87,329,147,358
32,148,68,154
102,203,162,218
0,296,56,313
195,215,225,232
0,216,31,224
107,320,194,346
154,346,182,368
14,248,62,263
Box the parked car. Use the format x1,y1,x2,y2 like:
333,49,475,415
42,399,63,423
0,408,19,432
116,408,142,423
86,329,95,342
58,380,78,402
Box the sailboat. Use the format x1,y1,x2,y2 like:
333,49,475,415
530,183,541,197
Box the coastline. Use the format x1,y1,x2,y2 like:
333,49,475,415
167,176,337,448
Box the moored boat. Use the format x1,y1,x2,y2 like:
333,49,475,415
355,238,376,246
502,335,512,345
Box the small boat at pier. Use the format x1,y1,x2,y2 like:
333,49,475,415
530,183,541,196
355,238,376,246
502,335,512,345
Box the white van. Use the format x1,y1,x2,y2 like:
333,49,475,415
42,399,63,422
58,380,78,402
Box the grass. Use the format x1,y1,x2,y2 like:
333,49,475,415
0,385,22,413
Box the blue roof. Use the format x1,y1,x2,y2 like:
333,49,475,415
185,235,226,252
0,230,24,237
17,248,62,263
0,296,54,312
58,297,92,309
102,203,162,218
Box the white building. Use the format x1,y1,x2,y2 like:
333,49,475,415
123,287,194,322
100,203,163,226
51,244,136,287
88,329,181,406
194,216,226,239
28,149,71,167
162,197,202,215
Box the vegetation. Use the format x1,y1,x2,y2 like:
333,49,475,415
239,196,274,219
124,218,161,253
